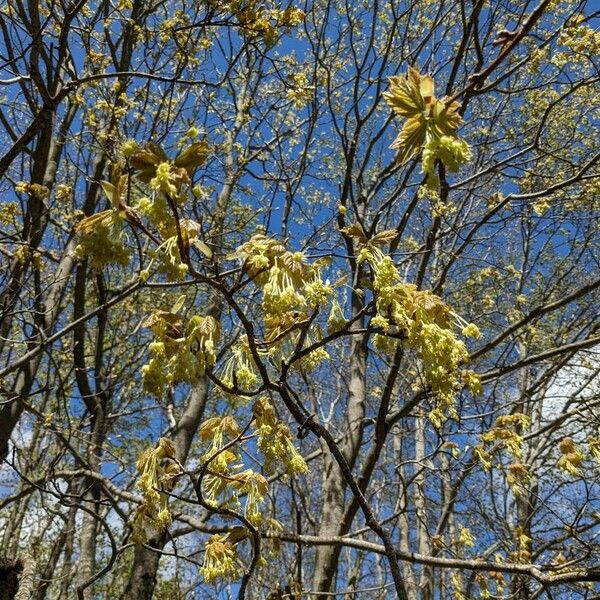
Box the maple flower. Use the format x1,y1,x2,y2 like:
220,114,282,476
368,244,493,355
201,534,242,583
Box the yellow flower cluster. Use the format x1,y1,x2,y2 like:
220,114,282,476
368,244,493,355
559,17,600,57
14,245,44,269
15,181,49,200
149,162,181,196
422,134,472,186
358,245,477,426
455,525,475,549
232,234,332,367
130,141,208,193
199,414,273,526
509,526,532,563
55,184,72,202
141,311,220,397
556,437,584,477
218,339,259,402
475,413,529,478
200,534,243,583
136,195,174,238
475,413,532,496
480,413,530,460
233,469,269,526
210,1,305,47
75,210,130,268
75,166,135,268
133,438,181,543
450,571,467,600
0,202,18,226
146,219,200,281
506,463,531,498
200,415,242,461
327,298,348,334
252,396,308,476
461,369,482,395
197,400,307,541
476,570,505,600
589,436,600,465
286,71,313,108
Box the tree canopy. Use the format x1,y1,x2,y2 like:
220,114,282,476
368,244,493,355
0,0,599,598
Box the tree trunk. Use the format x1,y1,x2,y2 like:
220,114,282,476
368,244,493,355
312,325,367,597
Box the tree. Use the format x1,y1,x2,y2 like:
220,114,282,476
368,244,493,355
1,0,599,598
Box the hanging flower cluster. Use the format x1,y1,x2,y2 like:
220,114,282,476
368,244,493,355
383,67,471,187
75,165,133,268
348,233,479,427
200,532,244,583
452,525,475,554
144,218,202,281
132,438,181,544
510,526,533,564
75,210,130,268
476,570,506,600
230,234,332,368
506,463,531,498
74,138,210,273
198,398,307,526
252,396,308,476
199,416,244,509
141,308,220,397
588,436,600,466
207,1,305,47
217,338,260,403
475,413,531,497
556,437,585,477
199,415,271,528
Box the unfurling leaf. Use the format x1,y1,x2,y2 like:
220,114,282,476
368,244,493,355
174,140,210,173
340,222,368,243
384,68,468,174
